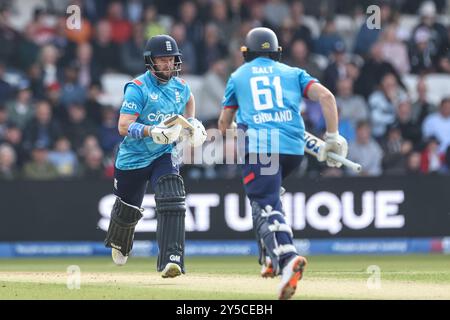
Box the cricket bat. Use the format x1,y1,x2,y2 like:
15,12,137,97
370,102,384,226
164,114,194,134
304,131,362,173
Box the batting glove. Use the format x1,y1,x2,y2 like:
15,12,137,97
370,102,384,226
149,122,182,144
187,117,207,147
317,131,348,168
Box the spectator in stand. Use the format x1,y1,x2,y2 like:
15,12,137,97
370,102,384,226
409,27,438,74
199,23,228,73
91,20,120,74
0,143,18,180
369,73,408,139
348,121,383,176
197,59,228,126
120,22,146,76
23,100,62,153
22,141,59,180
381,124,412,175
335,77,369,129
411,77,437,125
210,0,234,43
98,106,121,156
0,105,9,141
395,99,423,147
422,97,450,153
38,44,59,89
379,24,410,75
406,151,422,175
48,136,79,178
353,1,392,57
0,6,20,66
264,0,290,29
63,103,97,151
74,42,100,89
107,1,132,45
314,18,344,58
322,41,348,94
288,39,323,81
277,18,296,63
0,62,12,102
6,82,34,129
1,124,25,167
79,147,106,179
171,22,197,75
179,1,204,53
26,8,56,46
84,82,104,126
437,25,450,73
411,1,448,62
59,63,87,108
355,41,405,99
17,25,41,72
290,0,314,51
143,4,167,39
420,136,445,173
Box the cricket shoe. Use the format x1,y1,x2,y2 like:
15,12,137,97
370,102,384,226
261,257,276,278
111,248,128,266
161,263,182,278
278,255,307,300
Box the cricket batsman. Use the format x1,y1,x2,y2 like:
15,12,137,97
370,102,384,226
104,35,207,278
218,27,348,299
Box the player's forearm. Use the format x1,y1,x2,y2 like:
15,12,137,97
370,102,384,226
184,93,195,119
318,91,339,133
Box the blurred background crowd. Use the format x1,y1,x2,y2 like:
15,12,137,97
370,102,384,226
0,0,450,181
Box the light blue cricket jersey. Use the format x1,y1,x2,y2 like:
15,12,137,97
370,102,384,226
116,71,190,170
222,57,318,155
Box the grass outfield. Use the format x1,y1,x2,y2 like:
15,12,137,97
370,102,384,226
0,255,450,300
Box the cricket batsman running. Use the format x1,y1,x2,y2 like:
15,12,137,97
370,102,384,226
104,35,207,278
218,27,348,299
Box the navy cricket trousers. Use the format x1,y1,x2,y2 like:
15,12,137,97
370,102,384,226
241,153,303,211
114,153,179,207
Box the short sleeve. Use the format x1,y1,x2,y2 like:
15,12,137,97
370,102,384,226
298,69,319,99
120,83,144,116
184,82,191,103
222,77,238,109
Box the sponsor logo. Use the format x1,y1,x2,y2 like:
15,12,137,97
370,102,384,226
98,190,405,235
147,111,177,123
122,101,138,110
175,90,181,103
170,254,181,262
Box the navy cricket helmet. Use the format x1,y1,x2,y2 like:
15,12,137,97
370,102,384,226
241,27,282,62
143,35,182,81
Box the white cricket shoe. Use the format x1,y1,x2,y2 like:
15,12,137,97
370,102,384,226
278,255,307,300
111,248,128,266
161,263,182,278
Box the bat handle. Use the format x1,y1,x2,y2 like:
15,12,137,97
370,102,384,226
327,152,362,173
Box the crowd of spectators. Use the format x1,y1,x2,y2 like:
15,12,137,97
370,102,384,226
0,0,450,181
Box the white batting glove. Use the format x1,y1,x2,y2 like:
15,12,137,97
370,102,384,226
187,117,207,147
149,122,182,144
317,132,348,168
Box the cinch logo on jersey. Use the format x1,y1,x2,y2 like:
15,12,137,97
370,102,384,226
169,255,181,263
253,110,292,124
122,101,138,110
147,111,177,123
